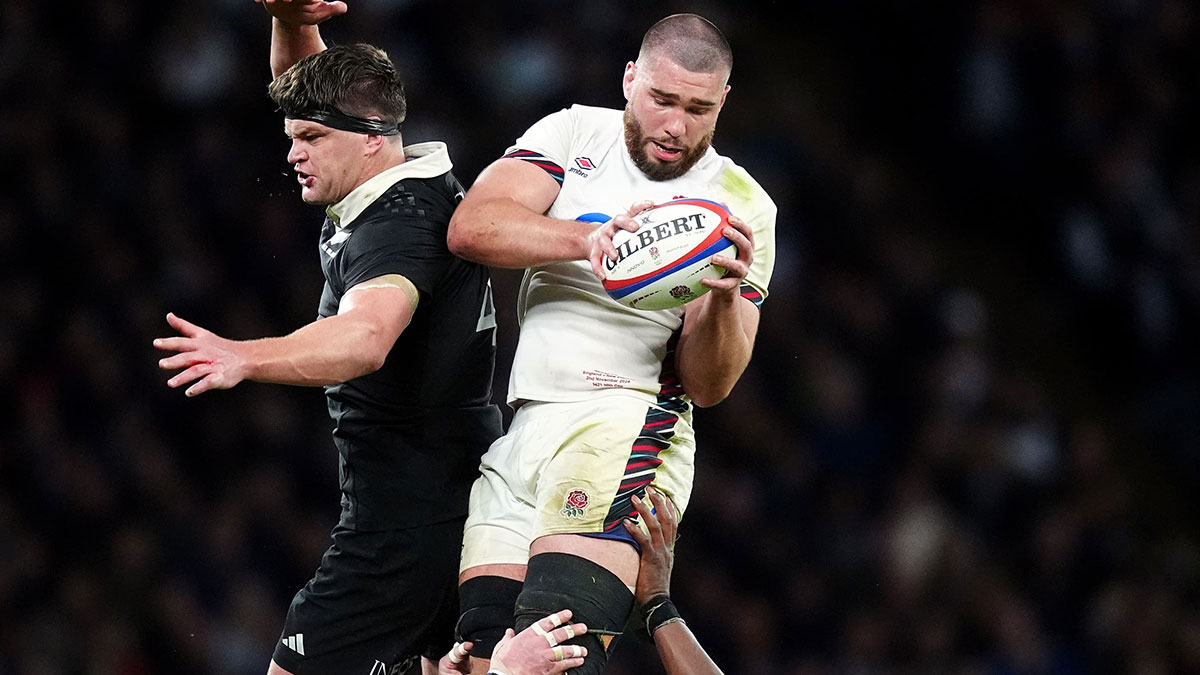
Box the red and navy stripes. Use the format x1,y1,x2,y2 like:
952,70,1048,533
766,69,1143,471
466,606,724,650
503,149,564,184
601,406,678,534
656,329,690,414
739,282,764,308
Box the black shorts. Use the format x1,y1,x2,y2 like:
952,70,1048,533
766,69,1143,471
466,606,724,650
271,517,465,675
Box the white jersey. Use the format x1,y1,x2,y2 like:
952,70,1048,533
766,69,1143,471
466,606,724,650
505,104,777,408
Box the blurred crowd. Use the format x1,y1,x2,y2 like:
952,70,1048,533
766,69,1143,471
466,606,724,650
1,1,1198,673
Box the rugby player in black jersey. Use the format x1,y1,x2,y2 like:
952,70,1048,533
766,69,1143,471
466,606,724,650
154,6,501,673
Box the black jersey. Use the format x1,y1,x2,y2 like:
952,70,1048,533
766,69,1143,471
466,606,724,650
317,166,501,530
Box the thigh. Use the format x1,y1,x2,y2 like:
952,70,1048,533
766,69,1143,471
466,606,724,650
460,397,696,571
533,397,695,542
272,520,464,675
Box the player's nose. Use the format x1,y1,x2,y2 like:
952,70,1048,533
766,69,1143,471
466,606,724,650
286,140,306,165
662,108,688,139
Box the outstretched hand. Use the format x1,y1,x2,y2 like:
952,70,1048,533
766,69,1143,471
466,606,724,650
153,313,249,397
586,200,654,281
624,486,678,605
255,0,348,26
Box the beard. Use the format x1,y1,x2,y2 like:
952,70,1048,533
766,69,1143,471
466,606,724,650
623,107,714,182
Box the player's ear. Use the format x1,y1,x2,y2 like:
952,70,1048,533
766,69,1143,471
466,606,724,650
363,132,385,155
622,61,637,100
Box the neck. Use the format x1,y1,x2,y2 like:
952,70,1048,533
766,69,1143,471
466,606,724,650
353,137,407,189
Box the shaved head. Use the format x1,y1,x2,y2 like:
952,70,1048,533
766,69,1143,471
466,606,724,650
636,13,732,82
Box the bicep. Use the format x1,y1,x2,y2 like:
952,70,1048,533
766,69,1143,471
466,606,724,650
463,158,562,215
338,274,419,342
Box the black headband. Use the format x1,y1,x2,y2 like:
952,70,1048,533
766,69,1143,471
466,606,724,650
284,108,400,136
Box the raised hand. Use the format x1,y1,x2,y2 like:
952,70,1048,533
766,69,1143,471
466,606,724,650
255,0,348,26
624,486,678,604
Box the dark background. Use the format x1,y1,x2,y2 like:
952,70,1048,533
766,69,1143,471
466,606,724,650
2,0,1199,673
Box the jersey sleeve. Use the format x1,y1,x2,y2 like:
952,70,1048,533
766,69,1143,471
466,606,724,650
502,107,577,182
715,165,776,307
336,204,452,299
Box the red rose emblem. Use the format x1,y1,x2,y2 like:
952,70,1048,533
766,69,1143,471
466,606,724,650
566,490,589,509
561,489,590,519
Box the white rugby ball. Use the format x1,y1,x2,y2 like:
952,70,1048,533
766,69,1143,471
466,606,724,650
602,198,737,310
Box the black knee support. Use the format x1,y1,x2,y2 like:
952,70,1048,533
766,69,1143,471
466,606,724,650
514,553,635,675
456,575,523,659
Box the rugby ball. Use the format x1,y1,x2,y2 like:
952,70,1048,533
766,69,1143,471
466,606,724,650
602,198,737,310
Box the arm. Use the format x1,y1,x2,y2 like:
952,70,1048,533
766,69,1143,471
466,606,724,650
674,215,759,407
447,158,583,268
254,0,348,78
447,159,646,273
623,488,724,675
154,275,417,395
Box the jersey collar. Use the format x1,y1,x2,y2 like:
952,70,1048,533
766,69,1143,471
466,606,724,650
325,141,454,229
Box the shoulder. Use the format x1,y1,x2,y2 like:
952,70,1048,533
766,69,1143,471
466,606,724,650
565,104,622,122
375,175,460,226
707,153,777,224
521,104,622,138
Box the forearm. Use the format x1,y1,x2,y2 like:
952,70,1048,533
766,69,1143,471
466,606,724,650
242,314,392,386
449,198,591,269
676,293,754,407
270,19,326,78
653,622,724,675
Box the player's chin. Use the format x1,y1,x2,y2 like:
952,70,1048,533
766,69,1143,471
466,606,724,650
299,188,326,205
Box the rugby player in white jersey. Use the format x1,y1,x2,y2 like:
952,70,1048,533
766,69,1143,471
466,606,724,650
446,13,777,675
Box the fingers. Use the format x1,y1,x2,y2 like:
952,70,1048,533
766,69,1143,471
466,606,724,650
495,627,516,649
531,609,568,638
596,229,622,261
165,312,203,337
552,656,586,672
152,336,192,352
623,516,650,547
700,274,743,292
545,622,587,648
589,249,607,281
447,641,471,664
646,487,678,540
630,493,657,530
551,644,587,661
626,200,654,216
711,216,754,281
166,362,211,388
610,213,641,233
159,351,208,373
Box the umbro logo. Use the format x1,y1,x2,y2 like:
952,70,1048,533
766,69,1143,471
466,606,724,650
569,156,597,178
282,633,306,656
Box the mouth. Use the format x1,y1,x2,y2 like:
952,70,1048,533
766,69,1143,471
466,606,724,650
650,140,683,162
296,171,315,188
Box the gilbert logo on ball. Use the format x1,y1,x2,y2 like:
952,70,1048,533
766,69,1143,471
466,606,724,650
602,198,737,310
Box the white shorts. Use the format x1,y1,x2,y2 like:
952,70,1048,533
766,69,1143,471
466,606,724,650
460,394,695,572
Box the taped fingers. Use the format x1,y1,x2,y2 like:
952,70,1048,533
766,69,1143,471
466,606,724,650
540,622,585,647
514,553,634,675
551,645,586,661
531,609,567,637
448,642,469,664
